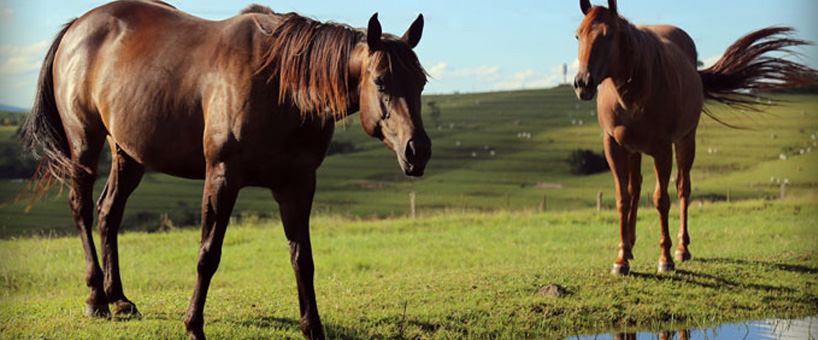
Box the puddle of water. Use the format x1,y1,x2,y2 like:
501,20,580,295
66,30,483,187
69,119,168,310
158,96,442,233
569,315,817,340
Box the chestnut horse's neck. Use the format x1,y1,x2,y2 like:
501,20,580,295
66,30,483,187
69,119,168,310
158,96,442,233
612,21,666,115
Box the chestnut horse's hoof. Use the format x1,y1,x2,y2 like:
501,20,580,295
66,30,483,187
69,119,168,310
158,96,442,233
675,250,692,262
658,261,675,273
113,300,140,318
85,303,111,318
611,263,630,276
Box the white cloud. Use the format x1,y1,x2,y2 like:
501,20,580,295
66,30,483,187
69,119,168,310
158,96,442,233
700,55,721,69
0,41,48,75
448,65,500,80
491,59,580,91
428,62,448,79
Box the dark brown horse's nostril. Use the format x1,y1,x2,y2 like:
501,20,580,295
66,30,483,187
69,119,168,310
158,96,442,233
405,140,417,163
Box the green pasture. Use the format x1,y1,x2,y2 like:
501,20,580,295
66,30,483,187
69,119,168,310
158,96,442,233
1,200,816,339
1,87,816,237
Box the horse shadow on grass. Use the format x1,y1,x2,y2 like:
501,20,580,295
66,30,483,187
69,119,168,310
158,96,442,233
695,257,818,275
627,256,818,295
226,314,443,340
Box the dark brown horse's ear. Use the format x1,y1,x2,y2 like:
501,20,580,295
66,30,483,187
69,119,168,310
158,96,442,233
608,0,617,15
402,14,424,49
367,13,382,51
580,0,592,15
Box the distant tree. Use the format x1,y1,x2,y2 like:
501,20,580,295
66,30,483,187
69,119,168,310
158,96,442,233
326,140,356,156
567,149,609,175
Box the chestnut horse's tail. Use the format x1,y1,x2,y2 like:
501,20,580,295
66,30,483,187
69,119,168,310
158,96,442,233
699,27,816,124
19,19,78,203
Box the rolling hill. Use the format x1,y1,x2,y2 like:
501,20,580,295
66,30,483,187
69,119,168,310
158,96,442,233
0,86,816,237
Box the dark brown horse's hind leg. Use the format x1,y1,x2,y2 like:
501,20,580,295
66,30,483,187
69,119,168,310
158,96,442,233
604,136,634,276
184,162,240,340
652,143,675,273
273,173,325,340
97,140,145,316
674,133,695,262
67,133,108,317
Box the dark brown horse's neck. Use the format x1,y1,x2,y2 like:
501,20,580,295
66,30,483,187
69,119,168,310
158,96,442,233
611,23,661,115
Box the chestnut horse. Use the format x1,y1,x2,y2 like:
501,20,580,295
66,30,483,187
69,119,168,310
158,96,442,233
573,0,814,275
21,1,430,339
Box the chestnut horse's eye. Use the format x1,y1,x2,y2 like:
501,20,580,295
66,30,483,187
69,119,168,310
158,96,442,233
374,77,386,92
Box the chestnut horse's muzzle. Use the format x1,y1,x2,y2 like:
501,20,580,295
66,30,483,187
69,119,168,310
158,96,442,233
573,72,597,101
399,135,431,177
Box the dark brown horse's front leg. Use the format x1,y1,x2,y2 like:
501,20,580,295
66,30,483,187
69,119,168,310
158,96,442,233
184,163,240,340
652,144,675,273
273,173,325,340
604,136,634,275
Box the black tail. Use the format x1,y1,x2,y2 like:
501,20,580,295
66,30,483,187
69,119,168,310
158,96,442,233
19,19,77,202
699,27,816,125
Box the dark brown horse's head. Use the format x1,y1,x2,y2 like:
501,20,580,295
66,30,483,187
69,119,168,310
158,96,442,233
574,0,622,100
356,13,430,177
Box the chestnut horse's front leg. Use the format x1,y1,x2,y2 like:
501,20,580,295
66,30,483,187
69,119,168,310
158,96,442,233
604,136,634,275
273,172,325,340
674,132,695,262
184,162,240,340
652,143,675,273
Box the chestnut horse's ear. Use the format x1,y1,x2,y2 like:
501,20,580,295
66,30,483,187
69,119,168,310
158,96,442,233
608,0,617,15
580,0,592,15
367,13,382,51
402,14,424,49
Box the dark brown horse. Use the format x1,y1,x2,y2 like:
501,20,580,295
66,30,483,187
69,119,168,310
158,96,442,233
573,0,814,275
21,1,430,339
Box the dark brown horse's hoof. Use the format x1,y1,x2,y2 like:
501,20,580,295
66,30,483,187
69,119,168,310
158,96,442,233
675,250,692,262
611,263,630,276
113,300,140,318
658,261,675,273
85,303,111,318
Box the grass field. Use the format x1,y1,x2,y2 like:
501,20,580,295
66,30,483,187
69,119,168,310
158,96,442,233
1,87,817,237
1,200,816,339
1,87,817,339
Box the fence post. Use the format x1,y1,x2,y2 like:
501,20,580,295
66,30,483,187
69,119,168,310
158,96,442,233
780,183,786,201
597,191,603,212
539,193,547,213
727,188,731,203
505,193,511,211
409,192,416,219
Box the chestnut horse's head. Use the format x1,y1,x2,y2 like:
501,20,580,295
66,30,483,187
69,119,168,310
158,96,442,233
356,13,431,177
574,0,622,100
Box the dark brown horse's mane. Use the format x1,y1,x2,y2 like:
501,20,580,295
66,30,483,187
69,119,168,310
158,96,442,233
258,13,364,120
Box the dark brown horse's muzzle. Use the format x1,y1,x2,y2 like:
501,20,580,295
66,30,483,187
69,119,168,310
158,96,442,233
573,72,597,101
400,135,431,177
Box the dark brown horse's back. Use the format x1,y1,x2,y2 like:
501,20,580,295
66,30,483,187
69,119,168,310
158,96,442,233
54,0,272,179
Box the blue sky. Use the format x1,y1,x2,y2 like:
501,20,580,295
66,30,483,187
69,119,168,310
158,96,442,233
1,0,816,109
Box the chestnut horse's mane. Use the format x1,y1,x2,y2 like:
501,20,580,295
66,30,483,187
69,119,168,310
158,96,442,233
258,13,364,120
619,20,674,115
